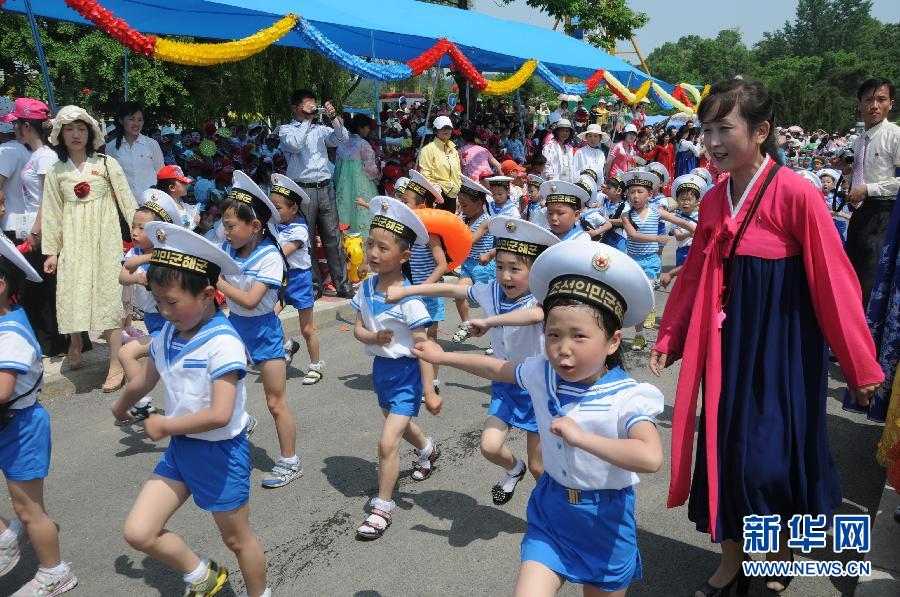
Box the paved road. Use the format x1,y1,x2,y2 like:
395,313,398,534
0,281,887,597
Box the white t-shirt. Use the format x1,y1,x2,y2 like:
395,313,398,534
351,275,432,358
467,281,543,363
104,134,164,198
222,239,285,317
274,221,311,270
0,141,32,231
20,146,58,211
515,358,663,490
122,247,156,315
0,306,43,410
149,315,249,441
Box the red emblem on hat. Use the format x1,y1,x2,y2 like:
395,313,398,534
591,251,611,272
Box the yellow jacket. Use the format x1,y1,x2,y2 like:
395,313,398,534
417,138,461,198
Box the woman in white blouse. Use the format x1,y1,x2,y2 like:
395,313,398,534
541,118,576,182
103,102,163,198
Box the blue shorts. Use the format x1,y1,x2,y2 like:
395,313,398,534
675,246,690,267
229,311,285,364
144,312,166,336
420,296,445,323
629,253,661,282
372,356,422,417
285,268,314,310
460,257,496,284
488,381,537,432
522,475,642,591
0,403,51,481
154,433,250,512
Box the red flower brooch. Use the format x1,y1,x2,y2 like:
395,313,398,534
73,182,91,199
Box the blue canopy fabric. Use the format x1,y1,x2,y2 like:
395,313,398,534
5,0,665,89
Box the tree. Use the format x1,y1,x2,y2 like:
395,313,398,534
647,30,754,85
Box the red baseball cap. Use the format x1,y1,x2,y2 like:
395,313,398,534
156,165,193,184
0,98,51,122
501,159,525,175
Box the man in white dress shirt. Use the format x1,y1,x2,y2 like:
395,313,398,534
279,89,351,298
845,77,900,305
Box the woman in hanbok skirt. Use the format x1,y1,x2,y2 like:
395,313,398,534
651,79,884,597
335,114,379,236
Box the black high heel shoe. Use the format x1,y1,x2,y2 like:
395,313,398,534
692,557,751,597
764,551,794,594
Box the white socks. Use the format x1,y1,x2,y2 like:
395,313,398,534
0,518,22,543
417,437,434,463
308,361,325,371
279,455,300,466
499,459,526,493
39,562,68,576
370,497,396,512
184,558,208,583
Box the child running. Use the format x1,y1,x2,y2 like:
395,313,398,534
112,222,270,597
353,197,442,540
539,180,593,242
388,216,558,505
451,176,495,344
117,189,183,423
269,174,324,386
621,170,695,350
669,174,705,267
0,236,77,596
217,171,302,489
600,176,629,253
413,241,664,596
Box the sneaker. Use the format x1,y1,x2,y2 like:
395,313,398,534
411,441,441,481
183,559,228,596
631,335,647,351
243,415,259,438
0,520,26,577
484,347,494,356
643,309,657,329
322,282,338,297
12,564,77,596
302,361,324,385
284,338,301,364
451,323,470,344
261,458,304,489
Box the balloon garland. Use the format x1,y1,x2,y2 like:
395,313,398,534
58,0,705,112
155,14,298,65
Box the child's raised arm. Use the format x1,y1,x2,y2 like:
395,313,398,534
280,239,304,258
660,210,697,233
112,356,161,422
118,263,147,287
412,340,517,384
122,252,151,273
471,218,490,243
468,305,543,337
622,215,667,245
550,417,663,474
216,278,270,310
386,282,469,303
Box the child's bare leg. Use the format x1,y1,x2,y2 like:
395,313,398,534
119,336,151,382
480,416,516,469
259,359,296,459
212,503,266,597
455,278,473,321
514,561,564,597
298,308,319,364
427,324,440,380
122,476,197,574
377,412,413,502
7,479,60,568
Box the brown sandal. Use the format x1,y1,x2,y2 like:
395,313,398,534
356,507,392,540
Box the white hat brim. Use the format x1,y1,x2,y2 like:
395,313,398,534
232,170,281,225
0,235,41,283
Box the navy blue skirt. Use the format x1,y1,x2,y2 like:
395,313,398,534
688,255,842,541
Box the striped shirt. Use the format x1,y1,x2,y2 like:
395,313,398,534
409,242,437,285
463,212,493,260
626,206,661,256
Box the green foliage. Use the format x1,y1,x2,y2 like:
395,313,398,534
507,0,648,52
0,13,352,127
645,0,899,129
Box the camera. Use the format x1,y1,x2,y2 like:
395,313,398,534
836,147,854,166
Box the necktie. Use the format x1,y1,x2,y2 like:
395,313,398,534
851,133,867,189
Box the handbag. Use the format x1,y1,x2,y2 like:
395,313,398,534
99,154,132,243
0,373,43,432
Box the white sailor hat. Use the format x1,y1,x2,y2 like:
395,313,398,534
459,176,492,199
488,216,559,260
818,168,841,182
485,175,513,187
0,234,41,283
269,173,311,210
139,189,181,225
394,177,410,193
575,173,597,198
145,221,239,283
579,168,600,183
406,170,443,205
530,242,654,328
368,196,429,246
227,170,281,224
540,180,590,210
527,174,545,187
671,174,708,200
620,169,661,190
796,169,823,191
646,161,671,188
690,167,713,187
